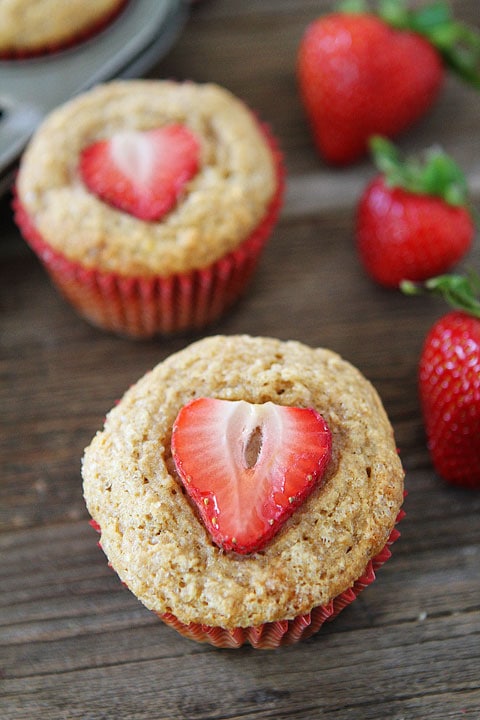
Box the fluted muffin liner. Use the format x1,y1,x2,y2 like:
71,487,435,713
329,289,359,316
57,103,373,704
13,123,284,338
89,508,404,650
158,509,405,649
0,0,129,60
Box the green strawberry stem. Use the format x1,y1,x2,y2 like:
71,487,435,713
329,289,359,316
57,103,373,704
338,0,480,89
401,272,480,318
338,0,370,11
369,135,470,207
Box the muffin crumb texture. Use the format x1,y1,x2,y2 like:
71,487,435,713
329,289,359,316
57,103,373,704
82,335,404,629
17,81,277,276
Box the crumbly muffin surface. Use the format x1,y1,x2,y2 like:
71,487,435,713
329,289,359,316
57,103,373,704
17,81,278,276
0,0,124,52
82,335,404,628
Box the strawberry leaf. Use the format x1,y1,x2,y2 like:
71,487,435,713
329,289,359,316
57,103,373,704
343,0,480,89
338,0,369,12
378,0,480,89
377,0,411,28
401,271,480,318
369,136,470,208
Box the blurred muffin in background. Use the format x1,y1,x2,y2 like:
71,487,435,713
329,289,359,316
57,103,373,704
0,0,128,59
14,80,284,337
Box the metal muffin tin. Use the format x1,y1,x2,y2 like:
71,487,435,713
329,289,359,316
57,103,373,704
0,0,189,193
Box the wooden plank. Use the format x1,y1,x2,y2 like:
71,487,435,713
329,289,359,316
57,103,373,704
2,613,479,719
1,0,480,717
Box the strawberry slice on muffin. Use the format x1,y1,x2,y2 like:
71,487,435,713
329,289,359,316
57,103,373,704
171,397,332,554
79,125,201,221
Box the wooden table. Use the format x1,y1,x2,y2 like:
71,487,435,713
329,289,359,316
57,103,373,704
1,2,480,718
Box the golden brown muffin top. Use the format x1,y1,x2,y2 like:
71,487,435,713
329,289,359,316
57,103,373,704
82,335,404,629
0,0,124,52
17,81,278,276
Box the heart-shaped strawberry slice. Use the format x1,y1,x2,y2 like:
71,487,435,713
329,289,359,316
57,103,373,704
79,124,200,221
171,398,332,554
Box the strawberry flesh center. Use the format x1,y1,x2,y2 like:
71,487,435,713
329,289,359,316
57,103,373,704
110,131,157,185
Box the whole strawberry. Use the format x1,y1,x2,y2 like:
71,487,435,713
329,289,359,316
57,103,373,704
356,137,474,287
404,274,480,489
297,0,480,165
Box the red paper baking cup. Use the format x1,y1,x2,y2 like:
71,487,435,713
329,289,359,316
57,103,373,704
88,507,405,650
159,509,406,649
0,0,129,60
14,123,284,338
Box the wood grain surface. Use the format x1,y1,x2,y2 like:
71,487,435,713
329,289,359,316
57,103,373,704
1,1,480,718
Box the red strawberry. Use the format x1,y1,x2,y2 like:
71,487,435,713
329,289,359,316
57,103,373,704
171,397,332,554
297,1,480,165
79,124,200,221
404,274,480,489
356,137,474,288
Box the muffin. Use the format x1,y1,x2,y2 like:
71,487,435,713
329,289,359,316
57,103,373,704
82,335,405,648
0,0,128,59
14,80,284,337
